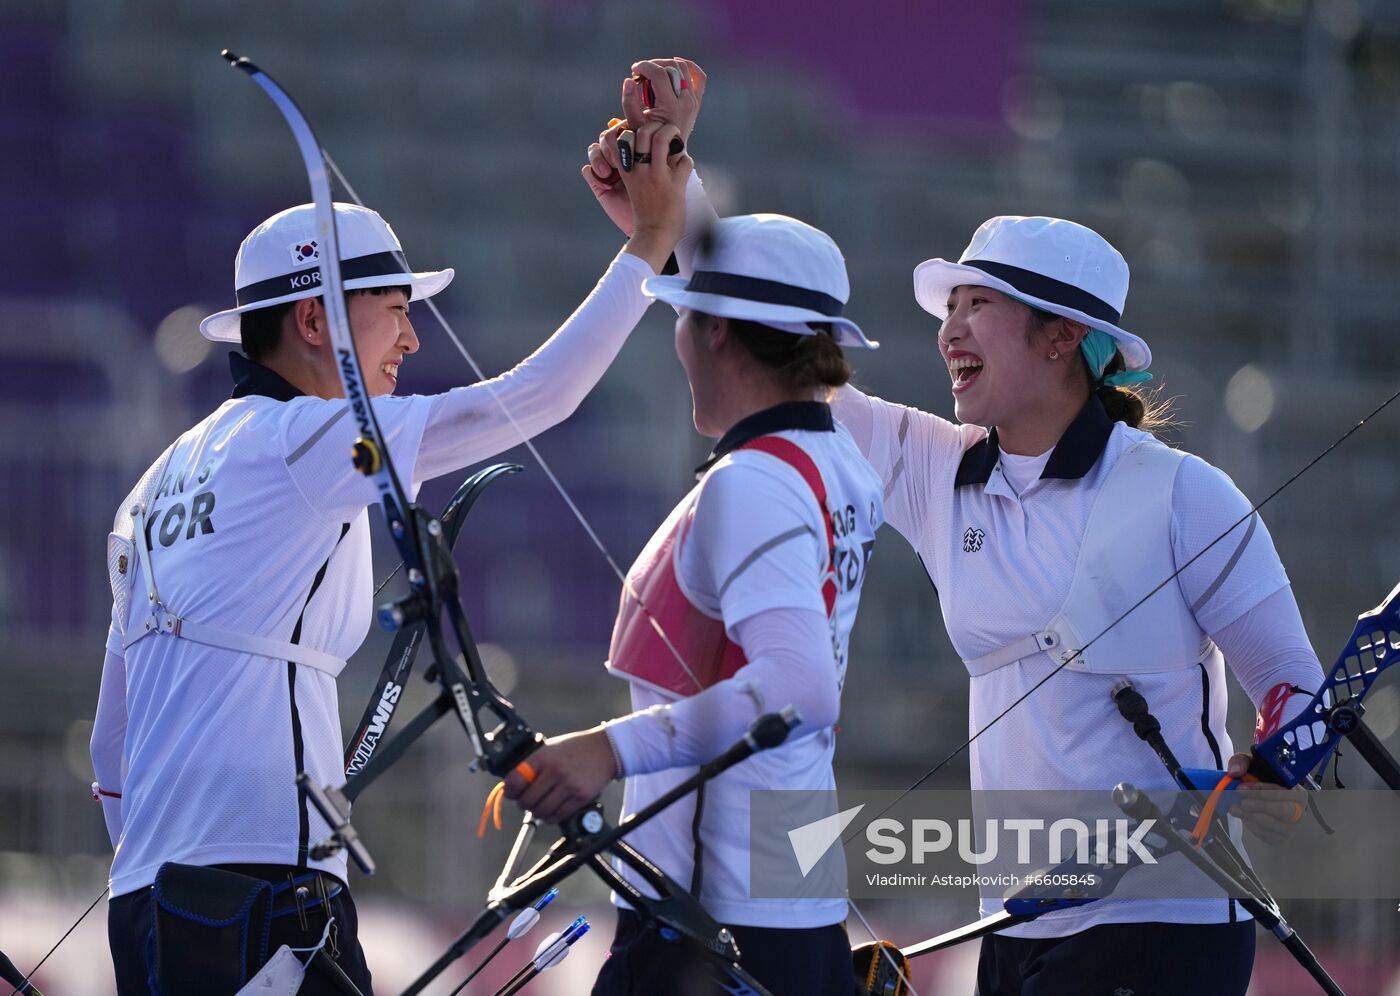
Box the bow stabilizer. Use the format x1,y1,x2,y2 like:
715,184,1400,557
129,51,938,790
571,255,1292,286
900,821,1157,960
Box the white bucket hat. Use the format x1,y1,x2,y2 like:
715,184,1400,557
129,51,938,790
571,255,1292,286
199,202,454,343
912,215,1150,371
642,213,877,349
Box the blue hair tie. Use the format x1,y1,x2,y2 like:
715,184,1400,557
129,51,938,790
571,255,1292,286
1081,328,1152,387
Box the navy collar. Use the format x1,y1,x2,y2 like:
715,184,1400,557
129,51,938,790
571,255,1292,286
954,394,1115,487
695,401,834,475
229,352,305,403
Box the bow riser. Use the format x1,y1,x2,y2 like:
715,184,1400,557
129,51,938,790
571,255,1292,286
345,465,522,776
1252,578,1400,786
1174,581,1400,799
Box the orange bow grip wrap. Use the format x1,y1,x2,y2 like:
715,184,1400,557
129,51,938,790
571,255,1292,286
1189,773,1304,847
477,762,538,837
1190,774,1244,848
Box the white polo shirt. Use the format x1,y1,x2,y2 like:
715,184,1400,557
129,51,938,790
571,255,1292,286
104,360,429,896
96,250,656,897
833,388,1296,935
607,402,884,928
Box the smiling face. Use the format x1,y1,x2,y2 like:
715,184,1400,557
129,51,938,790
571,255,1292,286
349,287,418,396
938,285,1054,428
937,284,1100,453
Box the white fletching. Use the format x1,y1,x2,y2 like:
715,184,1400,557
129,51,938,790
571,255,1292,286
507,907,540,941
531,931,570,971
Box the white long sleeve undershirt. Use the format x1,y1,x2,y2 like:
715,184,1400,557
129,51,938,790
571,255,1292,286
1210,585,1323,729
91,640,128,847
94,248,660,851
671,171,721,285
603,606,839,776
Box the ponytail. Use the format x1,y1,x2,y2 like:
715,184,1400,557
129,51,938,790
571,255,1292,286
722,317,853,394
1095,352,1174,433
1025,304,1174,433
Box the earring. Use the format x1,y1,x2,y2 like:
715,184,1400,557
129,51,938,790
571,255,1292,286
1048,350,1059,360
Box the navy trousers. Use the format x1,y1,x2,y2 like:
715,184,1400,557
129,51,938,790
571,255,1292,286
107,863,373,995
976,919,1255,996
592,908,853,996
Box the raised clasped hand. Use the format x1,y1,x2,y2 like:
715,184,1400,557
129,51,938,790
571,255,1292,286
590,118,690,272
622,57,707,141
582,57,706,239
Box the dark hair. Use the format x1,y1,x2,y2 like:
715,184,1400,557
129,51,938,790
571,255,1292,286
239,301,294,363
722,317,852,394
1025,305,1173,432
239,285,411,363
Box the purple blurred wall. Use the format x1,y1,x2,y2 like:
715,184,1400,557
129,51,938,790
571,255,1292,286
705,0,1023,127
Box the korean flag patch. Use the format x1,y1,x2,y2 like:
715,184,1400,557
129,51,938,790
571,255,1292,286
289,240,320,264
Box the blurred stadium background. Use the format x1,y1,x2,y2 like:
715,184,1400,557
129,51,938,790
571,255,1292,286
3,0,1400,992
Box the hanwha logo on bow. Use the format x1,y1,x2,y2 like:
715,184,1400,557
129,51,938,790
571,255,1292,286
289,239,320,263
963,527,985,553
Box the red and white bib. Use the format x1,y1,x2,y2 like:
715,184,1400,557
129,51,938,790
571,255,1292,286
606,436,837,697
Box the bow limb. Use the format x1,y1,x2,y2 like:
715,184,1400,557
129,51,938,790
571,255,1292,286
222,51,422,589
223,52,540,789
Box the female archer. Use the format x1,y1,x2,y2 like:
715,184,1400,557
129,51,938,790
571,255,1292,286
92,117,690,993
599,57,1326,996
833,215,1323,994
503,81,885,993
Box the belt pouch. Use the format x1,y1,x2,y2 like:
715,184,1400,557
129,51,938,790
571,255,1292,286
151,862,273,995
